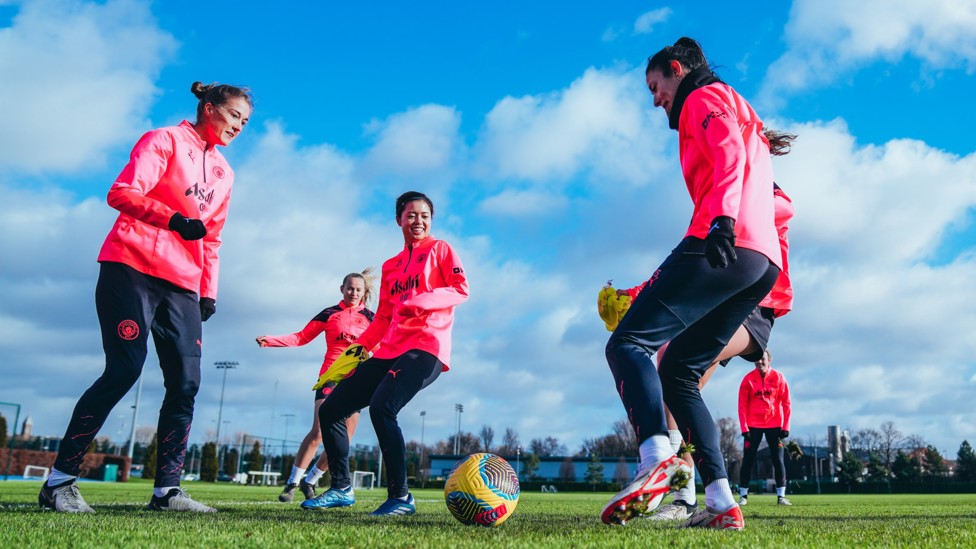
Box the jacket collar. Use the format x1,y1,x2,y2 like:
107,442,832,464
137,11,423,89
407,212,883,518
668,67,723,130
178,120,211,151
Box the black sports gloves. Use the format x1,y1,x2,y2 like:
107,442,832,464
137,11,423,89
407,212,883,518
704,215,736,268
200,298,216,322
169,212,207,241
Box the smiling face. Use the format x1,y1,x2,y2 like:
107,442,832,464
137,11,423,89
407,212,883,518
397,199,432,244
340,276,365,307
201,96,251,146
755,351,772,375
645,63,685,117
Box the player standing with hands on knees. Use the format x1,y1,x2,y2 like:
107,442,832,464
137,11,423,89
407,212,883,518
601,37,781,530
302,191,468,517
737,349,793,506
256,270,376,503
40,82,252,514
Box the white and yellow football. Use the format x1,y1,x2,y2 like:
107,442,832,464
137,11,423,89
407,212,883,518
444,453,520,526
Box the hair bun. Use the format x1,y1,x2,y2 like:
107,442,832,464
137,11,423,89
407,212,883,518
190,81,213,100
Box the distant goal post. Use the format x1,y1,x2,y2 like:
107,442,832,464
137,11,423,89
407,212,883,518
352,471,375,490
24,465,50,481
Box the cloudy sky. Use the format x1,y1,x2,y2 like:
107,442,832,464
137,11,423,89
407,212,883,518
1,0,975,458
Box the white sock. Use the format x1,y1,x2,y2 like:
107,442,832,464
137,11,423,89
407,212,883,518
668,430,682,453
777,486,786,497
675,464,696,504
305,465,325,485
740,486,749,497
704,478,736,512
638,435,675,471
288,466,306,485
46,468,76,487
154,486,178,498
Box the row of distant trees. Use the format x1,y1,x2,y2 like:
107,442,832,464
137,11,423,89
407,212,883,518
6,412,974,486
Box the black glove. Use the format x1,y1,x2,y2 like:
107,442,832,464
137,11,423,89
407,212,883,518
742,431,751,440
169,212,207,241
704,215,736,268
780,429,790,439
200,298,216,322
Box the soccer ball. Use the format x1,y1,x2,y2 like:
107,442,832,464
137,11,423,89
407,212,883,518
444,453,520,526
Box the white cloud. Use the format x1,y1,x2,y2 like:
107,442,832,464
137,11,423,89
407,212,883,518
0,0,177,172
760,0,976,104
358,104,463,189
633,8,671,35
472,66,670,187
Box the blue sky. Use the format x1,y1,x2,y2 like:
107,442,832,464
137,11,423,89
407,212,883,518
1,0,975,458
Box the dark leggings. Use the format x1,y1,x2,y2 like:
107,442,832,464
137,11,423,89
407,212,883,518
318,349,442,499
54,262,201,487
606,237,778,485
740,428,787,489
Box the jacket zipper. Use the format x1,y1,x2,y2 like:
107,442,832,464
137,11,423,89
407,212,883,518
404,244,413,273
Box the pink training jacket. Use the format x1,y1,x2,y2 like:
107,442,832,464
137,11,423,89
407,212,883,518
623,186,794,312
758,186,794,316
678,83,781,269
738,367,791,432
97,121,234,299
355,236,468,370
262,302,375,377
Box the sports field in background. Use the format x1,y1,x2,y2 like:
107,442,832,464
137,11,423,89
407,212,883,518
1,480,975,547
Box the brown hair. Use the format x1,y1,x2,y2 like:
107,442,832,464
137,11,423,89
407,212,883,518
190,81,253,123
646,36,710,76
342,267,377,307
763,129,797,156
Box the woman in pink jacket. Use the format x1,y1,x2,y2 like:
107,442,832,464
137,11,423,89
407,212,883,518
301,191,469,517
603,178,793,521
602,37,781,530
737,349,792,506
257,269,376,503
41,82,252,515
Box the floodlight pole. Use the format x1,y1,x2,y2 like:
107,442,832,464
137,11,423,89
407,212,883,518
419,411,426,480
215,361,238,470
454,404,463,455
126,375,143,459
281,413,295,457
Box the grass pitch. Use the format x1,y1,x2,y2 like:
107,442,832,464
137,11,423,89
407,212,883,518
1,479,975,548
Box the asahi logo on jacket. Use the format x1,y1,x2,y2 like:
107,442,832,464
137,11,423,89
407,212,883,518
184,183,215,212
391,274,420,296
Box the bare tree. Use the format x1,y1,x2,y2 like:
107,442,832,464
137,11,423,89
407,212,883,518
850,428,882,453
496,428,521,456
579,419,638,458
716,417,742,464
878,420,902,473
530,436,567,457
558,457,576,481
478,425,495,453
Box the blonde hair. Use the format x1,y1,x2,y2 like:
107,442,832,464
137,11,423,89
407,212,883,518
343,267,377,307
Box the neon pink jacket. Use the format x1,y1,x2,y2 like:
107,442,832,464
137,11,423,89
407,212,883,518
758,186,794,316
355,236,468,370
97,121,234,299
623,186,794,308
738,368,791,432
678,83,781,269
262,302,375,377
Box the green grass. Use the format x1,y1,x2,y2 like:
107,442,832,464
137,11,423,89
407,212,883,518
1,479,975,547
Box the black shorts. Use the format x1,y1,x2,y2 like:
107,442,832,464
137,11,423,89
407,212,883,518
719,306,775,365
